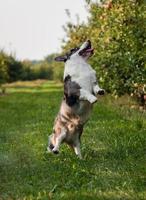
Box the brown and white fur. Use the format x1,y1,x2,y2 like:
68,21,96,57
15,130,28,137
47,40,104,159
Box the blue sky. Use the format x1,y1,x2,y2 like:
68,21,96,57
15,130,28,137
0,0,88,60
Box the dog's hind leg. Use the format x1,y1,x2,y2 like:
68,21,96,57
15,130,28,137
73,141,82,159
52,128,66,154
47,134,54,152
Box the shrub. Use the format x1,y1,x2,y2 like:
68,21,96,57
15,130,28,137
62,0,146,96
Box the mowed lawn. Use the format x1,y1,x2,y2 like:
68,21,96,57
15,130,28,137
0,81,146,200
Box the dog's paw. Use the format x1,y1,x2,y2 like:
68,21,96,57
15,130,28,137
52,147,59,154
46,143,54,153
97,89,105,95
77,154,83,159
52,149,59,154
88,95,97,104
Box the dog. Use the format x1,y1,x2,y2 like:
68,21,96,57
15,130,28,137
47,40,104,159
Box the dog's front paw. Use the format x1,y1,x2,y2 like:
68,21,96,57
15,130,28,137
97,89,105,95
88,95,97,104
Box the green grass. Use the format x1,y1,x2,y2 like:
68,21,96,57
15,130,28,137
0,81,146,200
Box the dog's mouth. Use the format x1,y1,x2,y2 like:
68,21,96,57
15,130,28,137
79,40,94,56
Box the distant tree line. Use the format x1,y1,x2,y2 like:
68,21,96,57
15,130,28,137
0,50,64,88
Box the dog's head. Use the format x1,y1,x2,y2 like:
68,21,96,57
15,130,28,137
55,40,94,62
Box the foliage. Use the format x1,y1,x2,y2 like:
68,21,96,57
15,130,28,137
20,60,35,80
132,83,146,107
0,52,63,84
7,56,24,82
62,0,146,96
0,51,24,84
30,61,53,80
0,81,146,199
0,51,9,85
45,54,64,81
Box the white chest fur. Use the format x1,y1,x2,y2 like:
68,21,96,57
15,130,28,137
64,56,96,93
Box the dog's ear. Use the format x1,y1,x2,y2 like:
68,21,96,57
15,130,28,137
54,55,67,62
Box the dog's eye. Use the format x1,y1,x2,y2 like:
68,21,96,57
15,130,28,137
70,48,76,53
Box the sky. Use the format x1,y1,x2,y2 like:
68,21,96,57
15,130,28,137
0,0,88,60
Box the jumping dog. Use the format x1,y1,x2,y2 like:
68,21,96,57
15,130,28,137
47,40,104,158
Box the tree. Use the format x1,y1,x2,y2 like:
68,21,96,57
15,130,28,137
33,61,53,80
44,54,64,81
62,0,146,96
0,51,9,85
7,56,24,82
